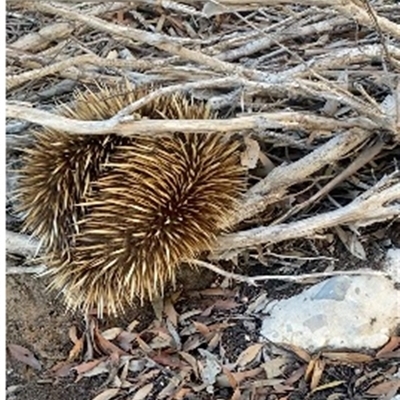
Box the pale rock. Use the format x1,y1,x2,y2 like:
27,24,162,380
259,274,400,352
385,248,400,284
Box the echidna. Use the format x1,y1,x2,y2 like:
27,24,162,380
16,83,246,317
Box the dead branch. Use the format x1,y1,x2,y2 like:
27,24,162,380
242,128,371,202
213,0,400,39
7,102,374,137
192,260,388,285
9,22,73,52
6,230,40,258
31,2,270,82
231,129,384,225
6,265,46,275
216,174,400,254
270,138,386,225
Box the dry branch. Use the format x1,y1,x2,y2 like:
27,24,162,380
31,2,269,81
214,0,400,39
216,174,400,254
6,230,40,258
217,16,349,61
6,54,187,90
232,128,378,224
7,101,375,137
6,265,46,275
193,260,388,285
9,22,74,52
245,128,371,198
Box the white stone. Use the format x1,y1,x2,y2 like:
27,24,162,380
384,248,400,284
259,275,400,352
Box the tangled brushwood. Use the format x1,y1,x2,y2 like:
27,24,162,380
16,83,246,317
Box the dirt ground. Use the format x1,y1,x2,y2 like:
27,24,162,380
6,222,400,400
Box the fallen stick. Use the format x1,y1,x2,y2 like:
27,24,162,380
216,174,400,254
6,230,40,258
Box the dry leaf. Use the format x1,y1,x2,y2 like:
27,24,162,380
102,328,123,341
106,50,118,60
132,383,154,400
258,151,275,172
193,321,210,336
68,326,79,344
202,1,225,17
262,357,287,379
236,343,263,367
173,388,192,400
284,366,306,386
335,227,366,260
158,369,191,398
273,382,295,393
8,344,42,371
135,335,153,354
366,379,400,395
164,298,179,326
305,358,317,382
183,334,204,352
199,287,233,296
230,387,241,400
327,394,343,400
67,337,84,362
128,359,148,374
179,351,199,378
119,357,131,382
222,366,238,389
149,331,174,350
310,359,325,391
246,293,269,314
94,326,125,356
92,388,120,400
117,331,136,352
282,343,311,363
49,361,74,378
232,367,263,384
127,320,140,332
73,358,106,377
240,137,260,169
137,369,160,383
312,380,346,393
207,331,221,351
208,322,235,332
322,352,373,363
166,318,181,349
152,353,183,369
201,305,215,317
376,336,400,358
213,299,240,310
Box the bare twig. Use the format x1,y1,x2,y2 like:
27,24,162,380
6,265,46,275
191,260,388,285
31,2,271,82
271,138,386,225
217,174,400,253
6,230,40,258
9,22,73,52
240,128,372,214
7,102,373,137
213,0,400,39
